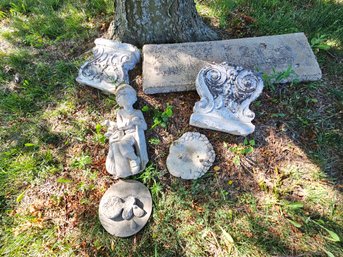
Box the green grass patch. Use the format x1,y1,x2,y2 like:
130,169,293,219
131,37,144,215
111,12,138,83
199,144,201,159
196,0,343,48
1,0,342,256
1,0,113,47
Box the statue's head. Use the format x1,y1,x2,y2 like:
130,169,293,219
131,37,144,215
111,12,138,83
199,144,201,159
115,84,137,108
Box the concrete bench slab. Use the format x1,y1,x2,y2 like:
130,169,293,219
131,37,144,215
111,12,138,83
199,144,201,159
142,33,322,94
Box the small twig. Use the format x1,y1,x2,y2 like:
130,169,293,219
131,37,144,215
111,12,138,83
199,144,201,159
326,50,339,61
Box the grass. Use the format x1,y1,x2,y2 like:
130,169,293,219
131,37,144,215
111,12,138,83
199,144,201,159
1,0,343,256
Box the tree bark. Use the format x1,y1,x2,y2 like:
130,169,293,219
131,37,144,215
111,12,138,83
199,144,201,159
107,0,219,46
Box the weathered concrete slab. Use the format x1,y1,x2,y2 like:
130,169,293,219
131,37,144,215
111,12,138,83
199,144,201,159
142,33,322,94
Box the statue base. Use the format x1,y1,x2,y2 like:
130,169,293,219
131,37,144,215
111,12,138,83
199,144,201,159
190,113,255,136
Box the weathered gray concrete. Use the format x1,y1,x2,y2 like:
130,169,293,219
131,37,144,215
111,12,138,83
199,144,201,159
99,180,152,237
76,39,140,94
190,63,264,136
103,84,148,178
142,33,322,94
167,132,215,180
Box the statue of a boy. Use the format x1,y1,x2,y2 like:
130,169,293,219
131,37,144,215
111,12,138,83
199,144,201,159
103,84,148,178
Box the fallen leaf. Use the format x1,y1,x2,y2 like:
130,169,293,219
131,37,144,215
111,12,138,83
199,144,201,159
288,219,302,228
16,191,25,203
213,166,221,171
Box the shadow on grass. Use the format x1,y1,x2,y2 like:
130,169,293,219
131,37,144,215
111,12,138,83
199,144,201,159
0,0,342,256
0,0,113,48
196,0,343,46
124,55,342,257
83,176,341,256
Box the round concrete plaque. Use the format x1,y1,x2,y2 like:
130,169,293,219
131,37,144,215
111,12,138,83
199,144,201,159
99,180,152,237
167,132,215,179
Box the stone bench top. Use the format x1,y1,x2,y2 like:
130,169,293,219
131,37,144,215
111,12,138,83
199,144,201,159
142,33,322,94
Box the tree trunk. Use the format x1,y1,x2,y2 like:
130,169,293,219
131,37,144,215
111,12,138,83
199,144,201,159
107,0,219,46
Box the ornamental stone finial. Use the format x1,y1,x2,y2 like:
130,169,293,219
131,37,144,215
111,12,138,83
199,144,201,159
190,63,264,136
76,39,140,94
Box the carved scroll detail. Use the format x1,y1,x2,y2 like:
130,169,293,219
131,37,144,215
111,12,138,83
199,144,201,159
76,38,140,94
190,63,264,136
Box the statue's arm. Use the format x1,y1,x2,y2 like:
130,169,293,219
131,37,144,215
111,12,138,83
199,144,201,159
135,111,147,130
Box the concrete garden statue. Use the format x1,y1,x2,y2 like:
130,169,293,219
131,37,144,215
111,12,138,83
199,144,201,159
99,180,152,237
103,84,148,178
190,63,264,136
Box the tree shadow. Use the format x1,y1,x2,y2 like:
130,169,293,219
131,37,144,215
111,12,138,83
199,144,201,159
127,52,342,257
116,175,342,256
1,0,342,256
0,0,113,50
196,0,343,46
